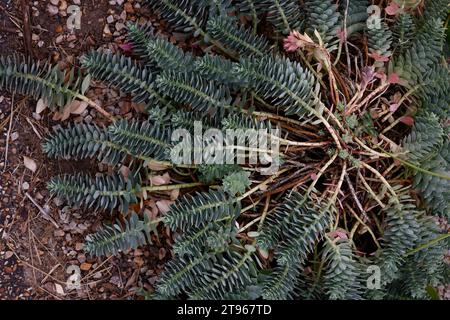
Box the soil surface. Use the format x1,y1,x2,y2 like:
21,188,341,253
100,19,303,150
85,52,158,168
0,0,170,300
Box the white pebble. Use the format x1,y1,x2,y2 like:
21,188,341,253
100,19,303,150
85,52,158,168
55,35,64,44
47,4,59,16
115,22,125,31
11,132,19,141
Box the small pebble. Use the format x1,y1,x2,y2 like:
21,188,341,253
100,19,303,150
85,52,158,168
67,250,77,257
53,197,63,207
80,263,92,271
103,24,112,36
10,132,19,141
124,2,134,13
55,35,64,44
119,10,126,21
115,22,125,31
54,229,65,237
47,4,59,16
66,34,77,42
77,253,86,264
59,0,67,11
